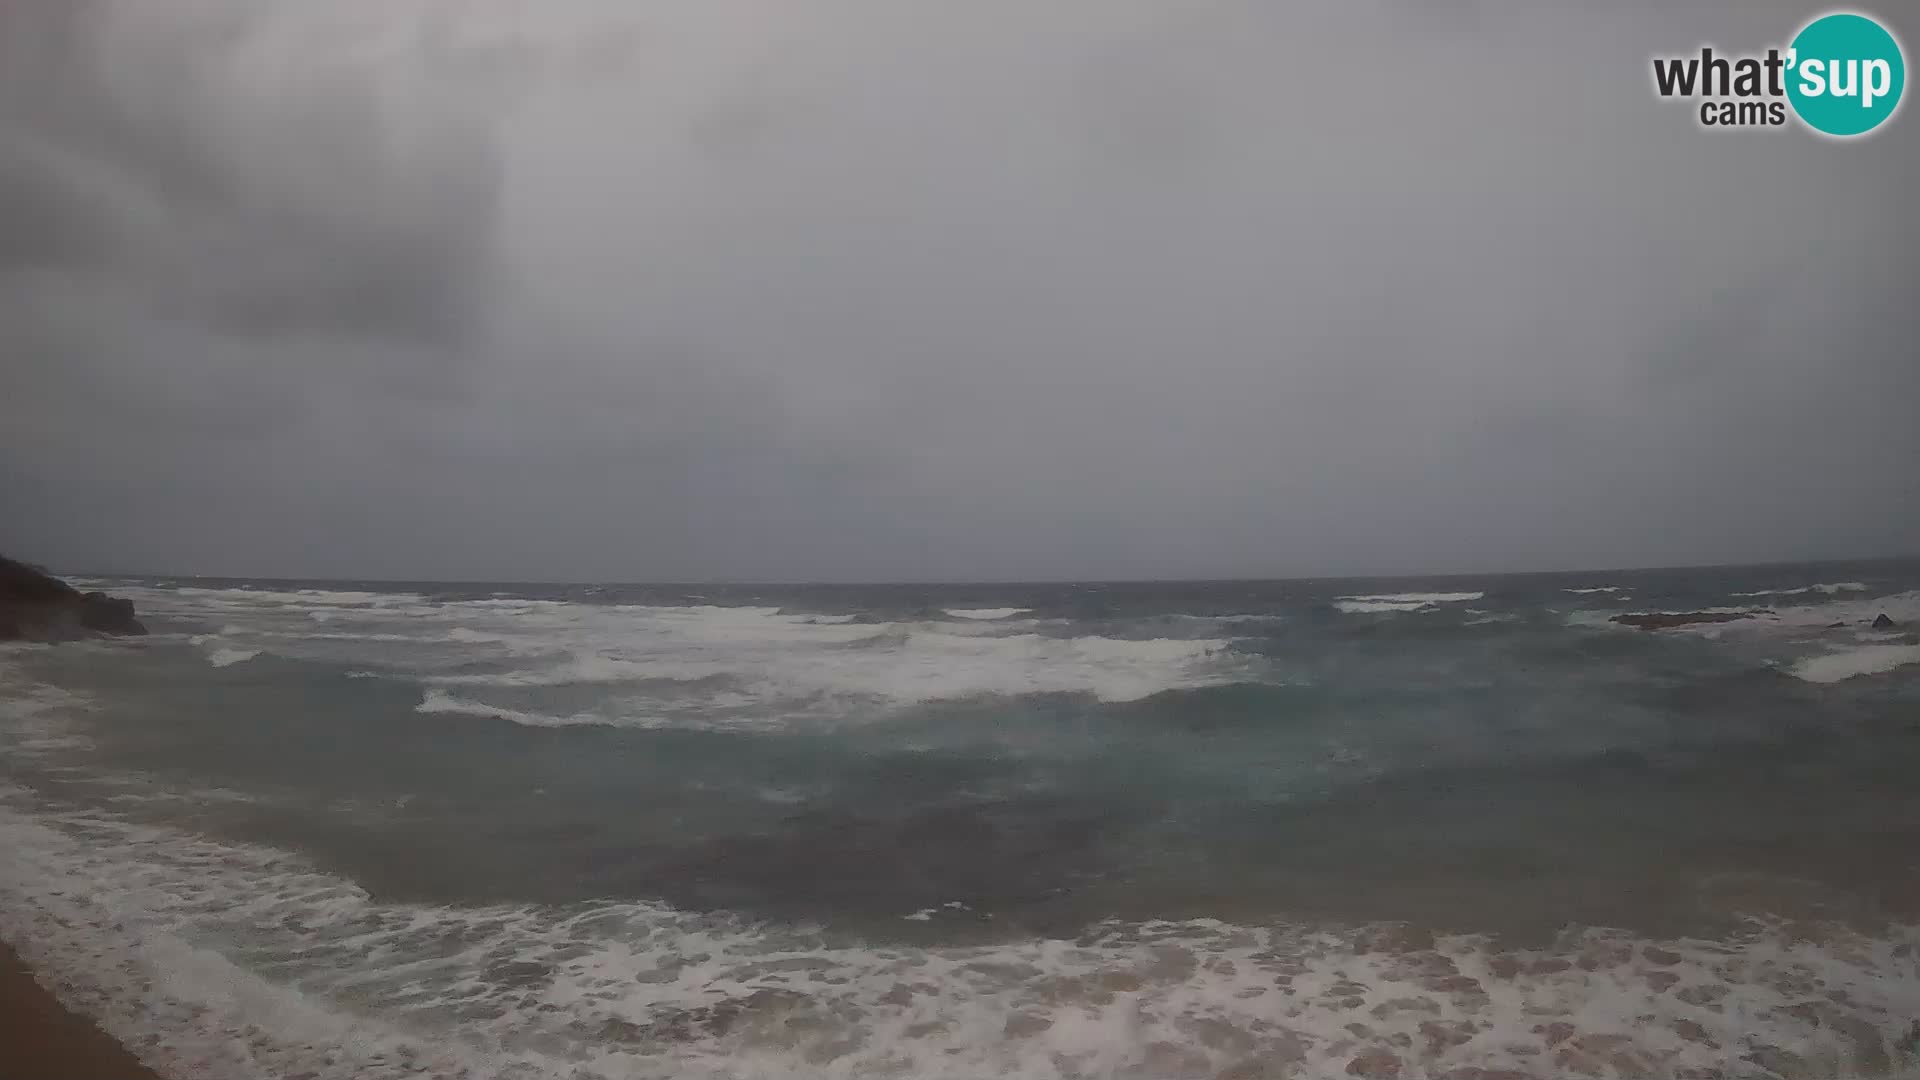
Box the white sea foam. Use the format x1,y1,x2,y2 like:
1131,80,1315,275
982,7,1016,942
0,662,97,756
138,585,429,609
130,584,1244,710
836,630,1228,703
427,629,1233,712
3,797,1918,1080
1731,582,1869,598
1167,613,1281,625
1775,589,1919,627
1602,591,1920,640
426,653,689,688
1791,643,1920,683
1334,591,1484,614
1599,605,1763,623
207,647,262,668
40,583,1246,720
415,688,601,728
1563,586,1623,595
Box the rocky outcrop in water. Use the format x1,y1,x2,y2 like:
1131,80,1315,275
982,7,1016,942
0,555,146,641
1610,610,1767,631
1873,613,1897,629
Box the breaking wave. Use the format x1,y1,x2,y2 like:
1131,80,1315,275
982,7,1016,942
1333,592,1484,614
1791,643,1920,684
414,688,600,728
1730,582,1870,598
4,798,1919,1080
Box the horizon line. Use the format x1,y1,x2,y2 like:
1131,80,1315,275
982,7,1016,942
37,550,1920,591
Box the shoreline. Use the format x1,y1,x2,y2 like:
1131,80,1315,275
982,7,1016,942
0,940,166,1080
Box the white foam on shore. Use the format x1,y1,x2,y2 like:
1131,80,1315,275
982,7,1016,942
1791,643,1920,683
943,607,1031,620
0,661,97,756
4,796,1919,1080
1335,591,1484,614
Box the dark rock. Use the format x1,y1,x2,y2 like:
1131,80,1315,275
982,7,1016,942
1873,613,1897,629
78,593,142,635
1611,611,1762,631
0,554,146,640
0,558,74,605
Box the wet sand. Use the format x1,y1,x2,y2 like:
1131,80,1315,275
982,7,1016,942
0,941,164,1080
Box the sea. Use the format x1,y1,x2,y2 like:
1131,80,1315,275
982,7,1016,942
3,560,1919,1080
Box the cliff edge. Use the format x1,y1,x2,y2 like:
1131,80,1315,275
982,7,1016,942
0,555,146,641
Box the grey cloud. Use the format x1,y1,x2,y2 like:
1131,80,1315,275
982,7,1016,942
2,0,1915,581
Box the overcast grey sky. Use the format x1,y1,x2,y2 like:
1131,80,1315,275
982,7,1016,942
2,0,1915,582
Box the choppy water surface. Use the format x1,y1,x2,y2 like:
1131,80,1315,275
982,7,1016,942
4,561,1920,1079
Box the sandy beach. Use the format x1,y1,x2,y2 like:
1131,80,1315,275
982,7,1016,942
1,941,164,1080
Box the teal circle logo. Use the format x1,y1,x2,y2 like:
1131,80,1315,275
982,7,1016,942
1786,12,1905,136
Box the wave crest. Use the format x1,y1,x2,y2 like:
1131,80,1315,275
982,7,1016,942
1334,592,1484,614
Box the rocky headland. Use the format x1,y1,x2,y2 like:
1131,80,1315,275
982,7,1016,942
0,554,146,641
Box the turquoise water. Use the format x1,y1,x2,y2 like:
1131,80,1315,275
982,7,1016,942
3,561,1918,1078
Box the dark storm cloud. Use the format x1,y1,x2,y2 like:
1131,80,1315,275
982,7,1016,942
2,0,1915,581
